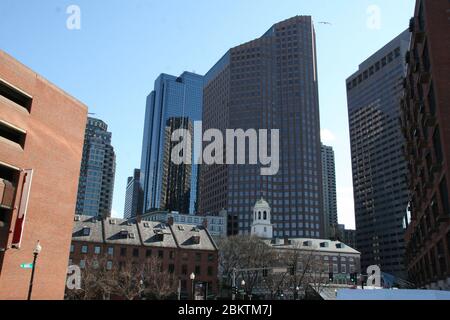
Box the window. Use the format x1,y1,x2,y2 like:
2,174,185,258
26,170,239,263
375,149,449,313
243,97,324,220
208,266,214,276
82,227,90,236
169,251,175,260
158,250,164,259
70,244,75,253
195,253,202,262
169,264,175,274
94,246,101,255
146,249,152,257
81,245,88,254
120,247,127,257
182,265,188,275
333,264,338,273
106,261,113,270
133,248,139,257
195,265,201,276
182,252,188,260
79,260,86,269
107,247,114,256
0,78,32,112
341,264,347,274
0,120,26,149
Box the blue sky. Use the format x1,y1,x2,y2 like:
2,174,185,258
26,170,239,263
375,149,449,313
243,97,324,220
0,0,416,229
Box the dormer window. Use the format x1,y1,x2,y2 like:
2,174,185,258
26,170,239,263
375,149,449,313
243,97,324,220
82,227,91,236
191,235,201,244
120,229,128,237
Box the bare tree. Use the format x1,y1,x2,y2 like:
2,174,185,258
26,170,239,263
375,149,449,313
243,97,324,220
111,262,146,300
65,255,115,300
218,235,276,297
141,256,178,300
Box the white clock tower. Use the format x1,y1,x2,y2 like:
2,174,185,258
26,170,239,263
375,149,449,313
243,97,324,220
251,198,273,239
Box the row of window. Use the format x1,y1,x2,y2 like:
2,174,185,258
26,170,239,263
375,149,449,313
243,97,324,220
70,244,215,261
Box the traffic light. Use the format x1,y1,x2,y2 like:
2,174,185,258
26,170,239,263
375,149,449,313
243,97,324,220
350,273,357,284
328,272,334,282
231,286,238,295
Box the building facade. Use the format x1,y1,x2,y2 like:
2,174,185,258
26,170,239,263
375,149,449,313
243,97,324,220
70,215,219,299
123,168,142,219
76,117,116,218
0,50,87,299
346,30,411,278
140,72,203,215
402,0,450,290
321,144,338,238
199,16,324,239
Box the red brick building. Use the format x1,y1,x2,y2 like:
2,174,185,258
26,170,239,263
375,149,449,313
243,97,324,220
69,215,219,299
402,0,450,289
0,50,88,299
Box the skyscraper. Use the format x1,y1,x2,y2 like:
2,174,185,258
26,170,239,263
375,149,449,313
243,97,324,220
402,0,450,290
199,16,324,238
321,144,338,238
76,117,116,218
346,30,410,277
123,168,142,219
140,72,203,215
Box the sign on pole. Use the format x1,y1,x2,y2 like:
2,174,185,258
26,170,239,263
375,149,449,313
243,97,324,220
20,263,33,269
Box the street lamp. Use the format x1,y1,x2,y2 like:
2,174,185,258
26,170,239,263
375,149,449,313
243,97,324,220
190,272,196,300
27,241,42,300
294,286,300,300
240,280,246,300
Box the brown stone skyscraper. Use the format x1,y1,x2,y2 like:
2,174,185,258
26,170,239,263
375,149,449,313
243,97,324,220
402,0,450,290
199,16,324,238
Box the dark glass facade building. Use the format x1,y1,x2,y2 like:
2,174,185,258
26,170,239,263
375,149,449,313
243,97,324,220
321,144,338,238
140,72,203,215
76,117,116,218
123,168,142,219
346,30,410,277
402,0,450,290
199,16,324,238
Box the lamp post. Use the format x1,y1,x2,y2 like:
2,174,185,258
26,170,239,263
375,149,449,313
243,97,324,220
294,286,300,300
27,241,42,300
190,272,196,300
240,280,246,300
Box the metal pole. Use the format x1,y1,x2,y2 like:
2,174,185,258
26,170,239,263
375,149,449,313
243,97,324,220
232,268,236,301
178,279,181,300
205,282,208,301
191,280,195,300
27,253,38,300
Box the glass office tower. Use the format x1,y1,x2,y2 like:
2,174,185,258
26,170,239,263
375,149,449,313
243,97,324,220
76,117,116,218
199,16,324,238
346,30,410,278
140,72,203,215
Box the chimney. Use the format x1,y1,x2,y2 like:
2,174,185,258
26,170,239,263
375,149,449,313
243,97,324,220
168,216,174,226
202,218,208,229
284,237,290,245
